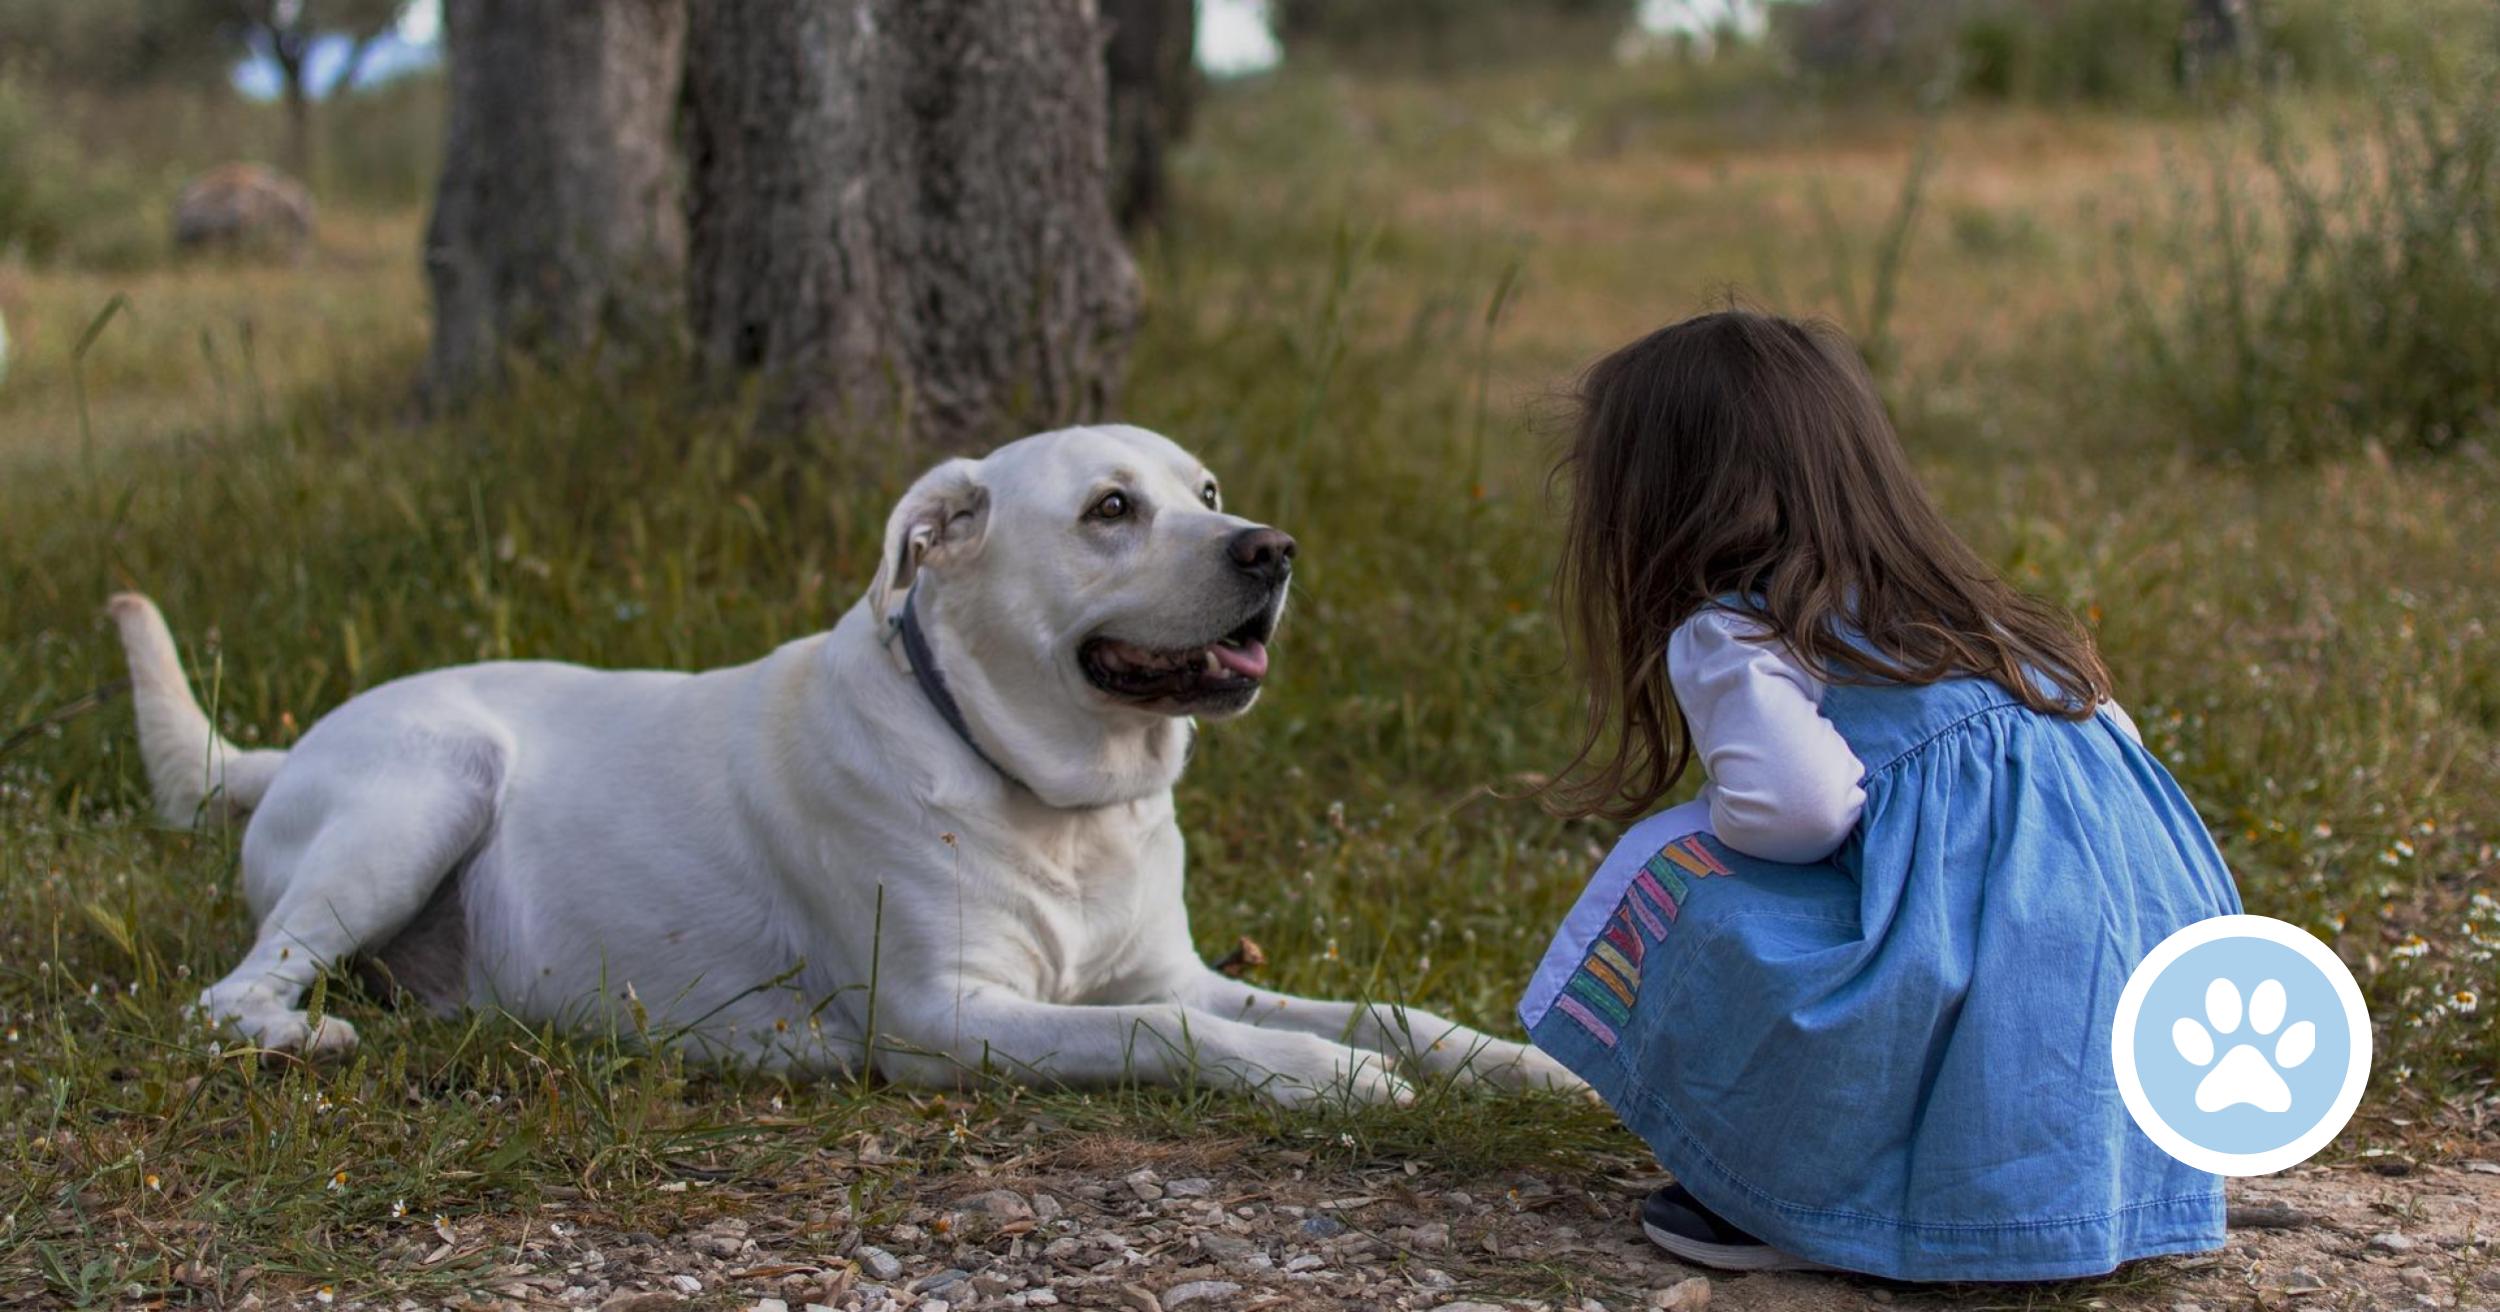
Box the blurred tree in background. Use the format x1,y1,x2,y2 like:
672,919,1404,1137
1768,0,2470,103
0,0,234,88
1104,0,1198,232
1777,0,2225,101
1271,0,1639,70
231,0,411,178
0,0,408,177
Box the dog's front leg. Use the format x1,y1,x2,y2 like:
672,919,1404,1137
868,988,1414,1107
1187,972,1585,1094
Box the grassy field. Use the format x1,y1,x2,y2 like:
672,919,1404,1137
3,52,2497,1308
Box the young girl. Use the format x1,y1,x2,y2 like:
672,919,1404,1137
1519,310,2240,1281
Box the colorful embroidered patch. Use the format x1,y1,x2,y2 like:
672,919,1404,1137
1552,995,1618,1046
1657,833,1731,877
1555,832,1733,1047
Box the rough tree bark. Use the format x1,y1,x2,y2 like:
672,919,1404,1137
1103,0,1197,232
683,0,1141,448
423,0,686,402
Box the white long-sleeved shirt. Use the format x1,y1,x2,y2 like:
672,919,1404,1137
1667,609,2141,865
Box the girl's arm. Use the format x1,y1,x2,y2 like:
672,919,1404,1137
1667,610,1866,864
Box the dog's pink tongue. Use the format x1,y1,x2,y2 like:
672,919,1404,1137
1212,640,1269,680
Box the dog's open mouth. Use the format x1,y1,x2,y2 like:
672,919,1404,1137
1080,611,1275,711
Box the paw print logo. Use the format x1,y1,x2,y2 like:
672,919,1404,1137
2113,915,2371,1176
2170,977,2315,1113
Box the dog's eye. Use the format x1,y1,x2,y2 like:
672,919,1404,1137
1200,482,1220,510
1087,490,1131,522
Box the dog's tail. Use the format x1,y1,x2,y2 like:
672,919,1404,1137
108,593,286,828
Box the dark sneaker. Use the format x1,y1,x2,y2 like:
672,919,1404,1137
1640,1184,1835,1273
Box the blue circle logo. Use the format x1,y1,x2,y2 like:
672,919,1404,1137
2111,915,2371,1176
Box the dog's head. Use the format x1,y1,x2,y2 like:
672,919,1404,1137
869,425,1293,806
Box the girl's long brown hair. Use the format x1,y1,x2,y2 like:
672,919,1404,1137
1545,309,2112,822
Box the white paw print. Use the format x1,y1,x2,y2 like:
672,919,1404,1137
2172,977,2316,1113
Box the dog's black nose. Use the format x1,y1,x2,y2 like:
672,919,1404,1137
1227,527,1297,584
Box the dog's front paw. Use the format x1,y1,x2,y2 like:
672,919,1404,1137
1330,1051,1418,1108
196,988,360,1060
1248,1036,1416,1109
1489,1043,1592,1098
1420,1034,1589,1097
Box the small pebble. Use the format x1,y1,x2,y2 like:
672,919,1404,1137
2371,1232,2419,1255
1299,1216,1345,1238
960,1189,1033,1221
2228,1202,2311,1230
1162,1280,1241,1307
1649,1276,1710,1311
857,1246,904,1281
1197,1234,1260,1264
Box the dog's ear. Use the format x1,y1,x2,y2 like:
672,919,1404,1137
871,458,991,624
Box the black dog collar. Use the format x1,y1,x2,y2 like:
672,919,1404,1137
894,589,1030,795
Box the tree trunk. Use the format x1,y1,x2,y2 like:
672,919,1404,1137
2179,0,2249,86
278,58,312,182
423,0,687,402
683,0,1141,448
1103,0,1197,232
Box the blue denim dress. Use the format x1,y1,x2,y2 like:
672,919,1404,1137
1521,667,2242,1281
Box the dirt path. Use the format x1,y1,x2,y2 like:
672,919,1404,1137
211,1142,2500,1312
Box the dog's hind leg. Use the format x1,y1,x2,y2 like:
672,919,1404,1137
200,745,498,1058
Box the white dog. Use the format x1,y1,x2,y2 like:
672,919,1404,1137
114,425,1577,1105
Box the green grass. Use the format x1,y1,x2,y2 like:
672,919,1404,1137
3,53,2498,1307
